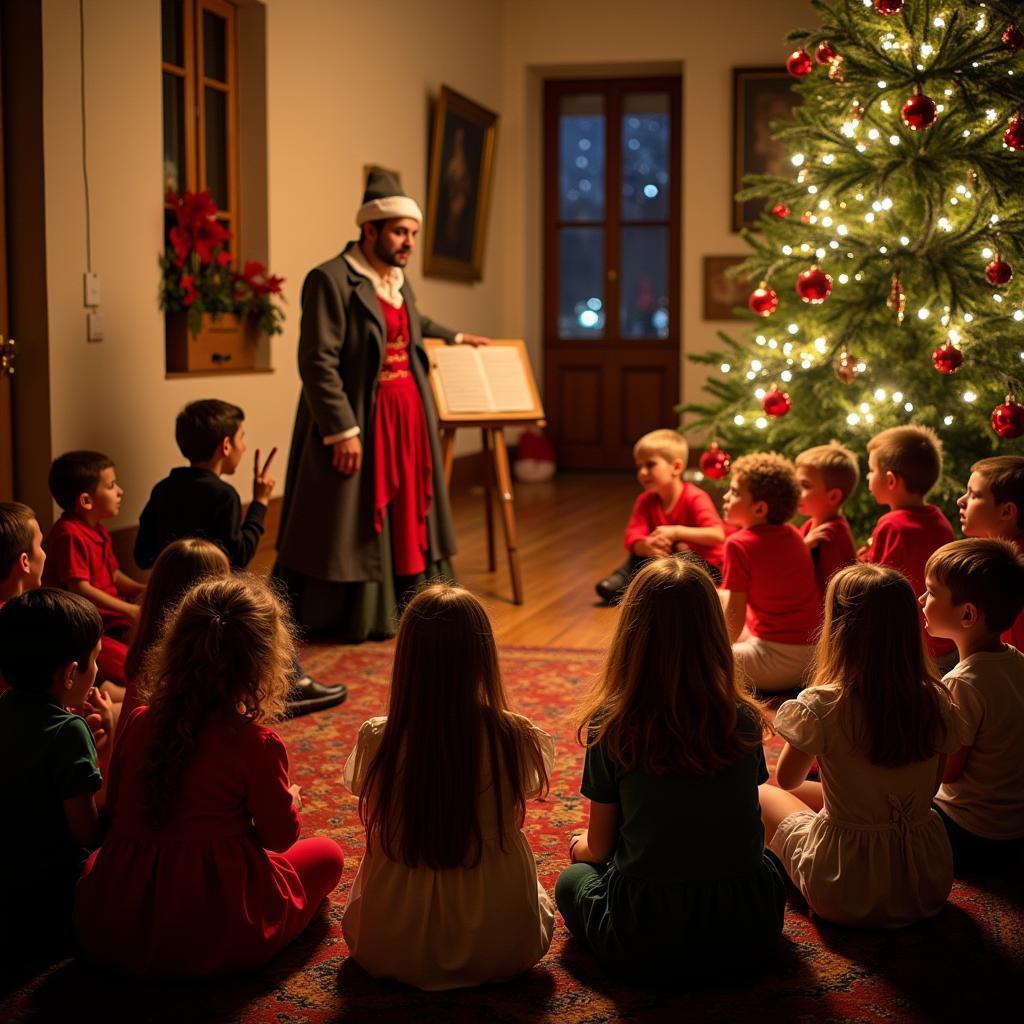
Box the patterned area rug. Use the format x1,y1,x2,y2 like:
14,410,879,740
2,643,1022,1023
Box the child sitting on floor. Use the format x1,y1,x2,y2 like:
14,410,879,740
759,564,963,928
794,442,859,593
117,537,231,739
557,558,784,980
957,455,1024,651
0,589,111,962
0,501,47,606
860,425,956,670
43,451,145,693
343,583,554,990
134,399,345,716
595,429,725,603
921,539,1024,872
719,452,820,692
74,575,345,976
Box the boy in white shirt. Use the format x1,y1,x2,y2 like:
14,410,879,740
920,538,1024,871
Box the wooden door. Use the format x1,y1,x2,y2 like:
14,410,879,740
543,77,681,470
0,16,12,501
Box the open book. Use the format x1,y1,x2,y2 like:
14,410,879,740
432,344,536,414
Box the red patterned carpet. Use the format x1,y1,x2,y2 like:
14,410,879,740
3,643,1022,1023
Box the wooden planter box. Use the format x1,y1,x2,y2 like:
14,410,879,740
166,312,260,373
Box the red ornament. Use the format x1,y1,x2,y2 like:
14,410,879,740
901,91,937,131
874,0,904,14
749,283,779,317
762,386,792,419
796,266,833,304
787,50,814,78
699,442,731,480
1005,115,1024,151
986,258,1014,286
816,40,838,64
1003,24,1024,52
932,342,963,374
771,202,791,218
833,348,859,384
991,396,1024,439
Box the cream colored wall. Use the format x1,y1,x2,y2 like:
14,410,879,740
38,0,504,526
495,0,816,437
37,0,812,525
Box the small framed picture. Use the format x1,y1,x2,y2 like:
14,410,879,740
423,86,499,282
732,68,799,231
703,256,751,320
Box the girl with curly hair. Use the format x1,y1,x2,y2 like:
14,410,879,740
74,575,344,975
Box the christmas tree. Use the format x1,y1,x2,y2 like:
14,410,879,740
681,0,1024,536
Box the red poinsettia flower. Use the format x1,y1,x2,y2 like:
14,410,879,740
216,250,233,266
180,273,198,306
239,260,285,297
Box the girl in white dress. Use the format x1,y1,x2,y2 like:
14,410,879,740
342,583,554,989
759,563,963,927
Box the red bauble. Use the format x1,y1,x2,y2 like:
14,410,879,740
1005,115,1024,151
932,342,963,374
985,258,1014,285
762,386,792,418
875,0,904,14
699,442,731,480
749,283,779,317
901,92,937,131
771,202,791,218
796,266,833,304
816,40,838,64
991,396,1024,439
1003,24,1024,51
787,50,813,78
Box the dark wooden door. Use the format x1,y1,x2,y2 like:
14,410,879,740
0,16,12,501
543,77,681,470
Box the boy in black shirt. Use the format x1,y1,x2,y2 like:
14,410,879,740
136,400,345,714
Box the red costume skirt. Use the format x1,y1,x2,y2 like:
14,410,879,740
373,374,433,577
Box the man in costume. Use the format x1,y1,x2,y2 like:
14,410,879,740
274,171,487,640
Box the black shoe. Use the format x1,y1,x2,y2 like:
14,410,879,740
595,570,629,605
286,677,348,718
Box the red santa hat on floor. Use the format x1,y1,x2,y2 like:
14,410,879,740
356,169,423,226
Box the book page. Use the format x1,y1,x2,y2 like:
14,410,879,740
433,345,495,412
478,346,535,412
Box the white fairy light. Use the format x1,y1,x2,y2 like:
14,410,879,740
822,154,835,165
963,312,974,323
920,43,934,58
801,358,812,369
781,370,793,382
856,362,866,372
767,338,778,349
880,246,888,254
756,417,768,429
751,359,763,371
943,415,954,426
837,224,849,236
814,337,828,353
881,198,893,210
865,212,876,223
881,99,893,114
892,391,904,403
866,413,875,425
829,240,840,250
963,391,977,403
859,402,870,413
889,135,901,145
874,388,886,401
808,185,818,194
900,236,910,246
755,387,766,399
856,143,867,153
838,273,849,284
818,199,830,211
994,294,1003,303
1014,310,1024,322
933,16,945,27
816,247,827,259
755,334,766,345
720,363,731,373
918,308,930,320
991,214,1000,225
782,245,793,255
822,216,833,227
878,80,887,89
783,341,793,355
938,217,952,231
746,371,756,380
734,414,745,425
788,323,799,335
868,128,881,140
847,413,861,426
801,243,811,253
792,153,805,167
986,109,999,122
950,197,959,205
904,402,914,412
982,247,994,259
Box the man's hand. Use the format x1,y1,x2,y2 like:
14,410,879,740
332,436,362,476
461,333,489,347
253,447,278,506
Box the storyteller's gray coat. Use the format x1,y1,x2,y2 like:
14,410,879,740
276,242,458,581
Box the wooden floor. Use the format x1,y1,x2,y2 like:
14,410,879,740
252,470,637,649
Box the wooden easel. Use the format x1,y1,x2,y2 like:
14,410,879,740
425,339,545,605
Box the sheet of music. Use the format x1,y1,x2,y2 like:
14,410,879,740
479,346,535,412
433,345,495,412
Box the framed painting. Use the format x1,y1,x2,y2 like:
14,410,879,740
732,67,798,231
423,86,499,282
703,255,751,320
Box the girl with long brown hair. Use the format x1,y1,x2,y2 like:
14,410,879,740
759,563,963,927
74,575,344,975
556,557,785,981
342,582,553,990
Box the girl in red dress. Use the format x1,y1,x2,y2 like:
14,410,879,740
74,575,344,976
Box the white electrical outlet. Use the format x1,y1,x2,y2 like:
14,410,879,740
84,271,101,307
87,312,104,342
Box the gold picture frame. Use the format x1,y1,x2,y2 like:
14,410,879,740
732,67,798,232
423,86,499,282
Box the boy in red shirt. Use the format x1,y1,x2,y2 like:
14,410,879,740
794,442,859,593
957,455,1024,652
720,452,820,692
43,451,145,689
859,425,957,670
595,429,725,604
